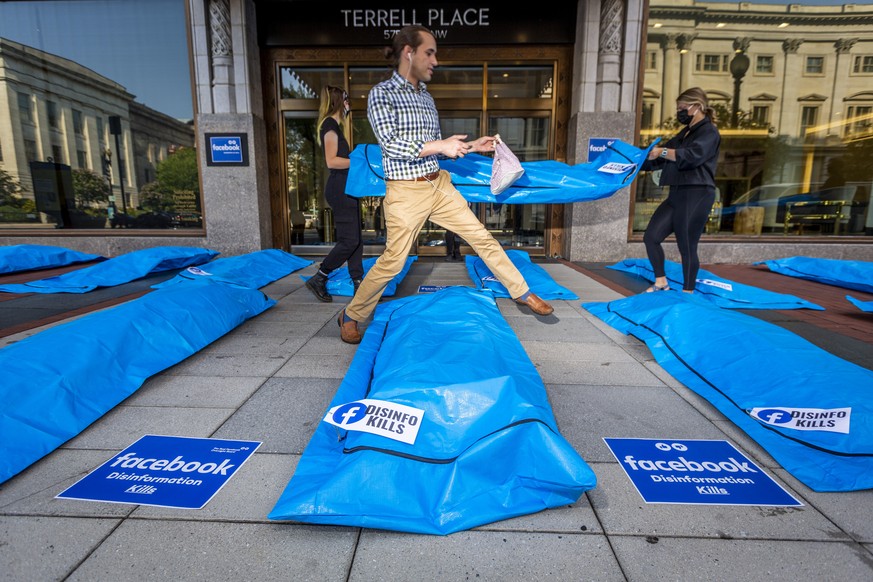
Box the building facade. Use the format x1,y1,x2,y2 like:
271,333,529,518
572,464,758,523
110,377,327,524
0,37,195,230
0,0,871,263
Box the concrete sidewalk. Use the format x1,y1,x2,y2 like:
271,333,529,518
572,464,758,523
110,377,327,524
1,258,871,581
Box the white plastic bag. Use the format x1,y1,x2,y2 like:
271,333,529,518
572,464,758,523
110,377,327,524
490,134,525,195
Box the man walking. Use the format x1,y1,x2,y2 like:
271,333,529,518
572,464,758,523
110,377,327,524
338,25,553,344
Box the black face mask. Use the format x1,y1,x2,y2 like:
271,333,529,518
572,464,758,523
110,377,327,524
677,108,694,125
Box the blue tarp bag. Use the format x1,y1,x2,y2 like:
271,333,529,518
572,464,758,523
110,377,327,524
346,139,657,204
755,256,873,294
269,287,596,534
583,292,873,492
846,296,873,313
0,246,219,293
307,255,417,297
607,258,823,310
465,249,579,300
0,278,275,485
153,249,312,290
0,244,104,274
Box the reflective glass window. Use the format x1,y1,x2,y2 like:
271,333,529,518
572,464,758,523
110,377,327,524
639,0,873,238
0,0,200,231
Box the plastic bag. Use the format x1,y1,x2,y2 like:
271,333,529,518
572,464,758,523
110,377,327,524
490,134,525,194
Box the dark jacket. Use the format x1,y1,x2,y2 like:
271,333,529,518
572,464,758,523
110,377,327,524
643,116,720,188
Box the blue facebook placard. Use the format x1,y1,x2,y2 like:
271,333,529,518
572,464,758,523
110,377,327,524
604,438,802,506
209,136,244,163
588,137,619,163
56,435,261,509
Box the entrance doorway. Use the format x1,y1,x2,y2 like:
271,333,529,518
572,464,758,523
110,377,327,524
264,46,573,257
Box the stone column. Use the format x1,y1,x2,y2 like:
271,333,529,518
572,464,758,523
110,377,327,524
677,33,696,92
564,0,642,262
190,0,272,256
778,39,804,136
209,0,235,113
596,0,623,110
830,38,858,133
661,34,679,122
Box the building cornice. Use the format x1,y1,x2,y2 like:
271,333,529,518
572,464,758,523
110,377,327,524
650,6,873,27
0,38,133,100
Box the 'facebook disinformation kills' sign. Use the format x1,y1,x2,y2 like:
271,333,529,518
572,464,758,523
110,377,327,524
57,435,261,509
604,438,802,506
323,399,424,445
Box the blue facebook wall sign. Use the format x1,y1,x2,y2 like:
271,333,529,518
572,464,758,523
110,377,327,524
56,435,261,509
205,133,249,166
588,137,620,163
604,438,802,507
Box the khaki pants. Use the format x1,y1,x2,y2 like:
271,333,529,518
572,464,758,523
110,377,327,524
346,170,529,322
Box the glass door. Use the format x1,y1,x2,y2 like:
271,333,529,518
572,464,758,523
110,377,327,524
415,114,482,255
484,114,550,249
271,59,564,255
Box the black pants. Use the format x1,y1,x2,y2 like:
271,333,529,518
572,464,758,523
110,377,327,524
444,230,460,257
321,189,364,281
643,185,715,291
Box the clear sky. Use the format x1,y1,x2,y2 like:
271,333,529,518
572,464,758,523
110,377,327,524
0,0,193,120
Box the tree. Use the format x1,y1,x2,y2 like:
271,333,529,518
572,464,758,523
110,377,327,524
155,146,199,193
139,181,176,212
0,169,24,207
72,169,110,207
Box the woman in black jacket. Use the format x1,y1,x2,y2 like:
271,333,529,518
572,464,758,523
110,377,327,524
641,87,721,293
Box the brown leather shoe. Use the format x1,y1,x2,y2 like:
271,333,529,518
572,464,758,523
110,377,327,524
515,292,554,316
337,309,362,344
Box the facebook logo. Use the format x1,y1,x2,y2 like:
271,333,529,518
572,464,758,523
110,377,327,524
332,402,367,426
753,408,792,425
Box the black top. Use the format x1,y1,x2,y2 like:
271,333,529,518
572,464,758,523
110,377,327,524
320,117,350,171
643,116,720,188
320,117,350,195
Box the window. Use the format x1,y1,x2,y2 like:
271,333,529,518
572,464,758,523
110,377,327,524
24,139,38,162
641,101,655,130
800,106,819,135
805,56,825,75
73,109,84,135
96,117,105,145
696,54,729,73
751,105,770,126
17,92,33,123
755,55,774,75
852,56,873,74
846,105,873,138
47,101,60,129
646,51,657,71
1,0,198,232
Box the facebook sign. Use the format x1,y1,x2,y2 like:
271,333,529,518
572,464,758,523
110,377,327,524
588,137,619,163
206,133,249,166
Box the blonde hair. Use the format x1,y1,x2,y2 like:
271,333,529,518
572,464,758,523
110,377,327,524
316,85,349,146
677,87,716,123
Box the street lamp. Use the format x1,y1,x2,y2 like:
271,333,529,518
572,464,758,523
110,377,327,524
730,46,750,128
